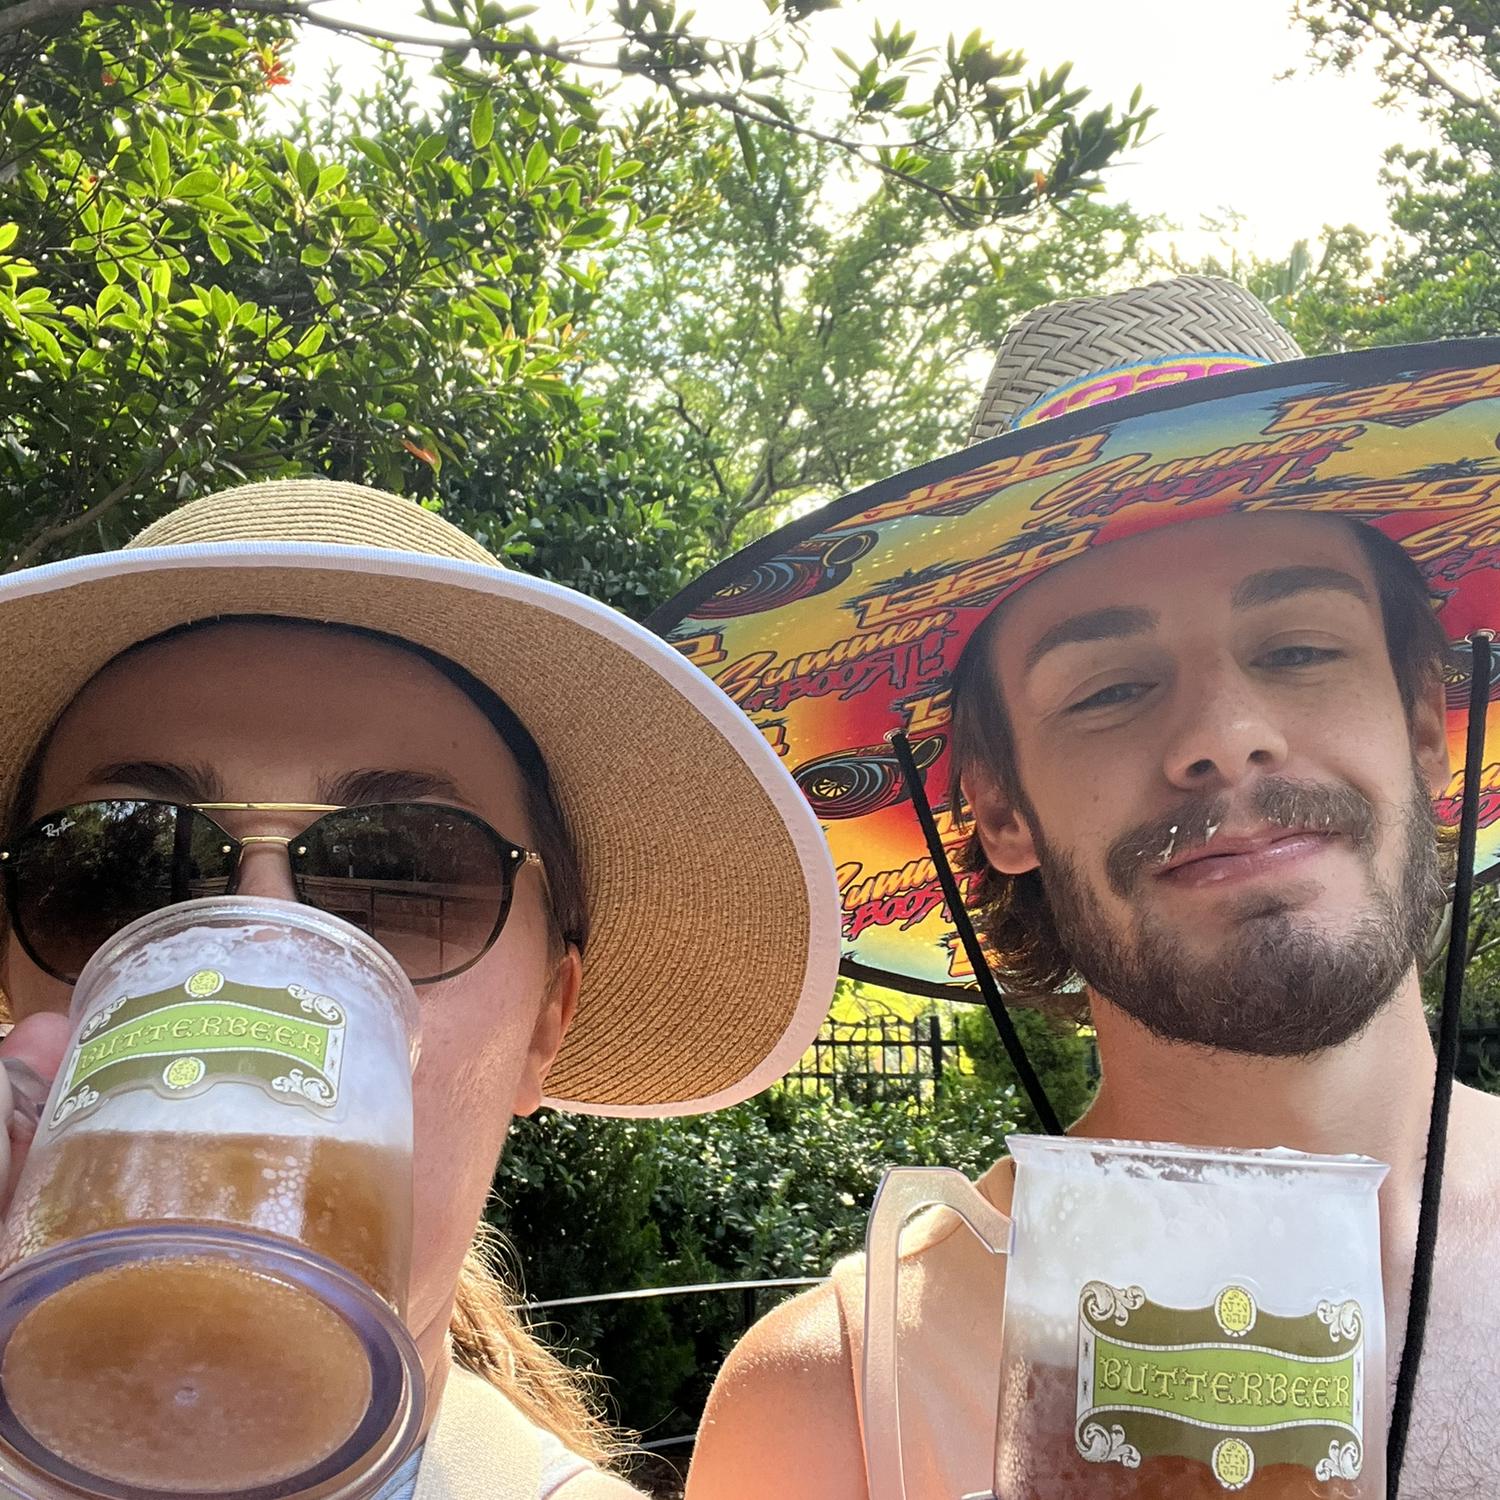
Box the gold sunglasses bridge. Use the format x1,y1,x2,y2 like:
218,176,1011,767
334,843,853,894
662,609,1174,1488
194,802,343,814
210,811,543,870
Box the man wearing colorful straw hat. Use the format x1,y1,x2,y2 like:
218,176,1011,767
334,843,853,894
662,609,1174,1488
0,480,840,1497
661,277,1500,1499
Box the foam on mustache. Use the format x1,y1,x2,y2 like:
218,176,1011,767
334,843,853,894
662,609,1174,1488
1104,778,1378,898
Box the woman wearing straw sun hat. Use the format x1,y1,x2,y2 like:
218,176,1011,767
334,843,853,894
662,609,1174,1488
0,479,840,1498
660,276,1500,1499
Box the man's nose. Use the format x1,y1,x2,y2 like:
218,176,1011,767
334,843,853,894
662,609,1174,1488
232,840,299,902
1162,664,1288,791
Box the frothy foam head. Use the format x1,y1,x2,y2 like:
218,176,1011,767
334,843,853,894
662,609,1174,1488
1001,1139,1387,1363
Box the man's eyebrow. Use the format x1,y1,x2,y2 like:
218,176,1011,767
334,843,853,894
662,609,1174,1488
321,768,465,805
1232,565,1369,609
1024,606,1158,673
88,761,224,801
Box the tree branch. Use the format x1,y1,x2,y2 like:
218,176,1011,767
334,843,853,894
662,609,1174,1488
664,385,730,500
6,371,231,570
1334,0,1500,132
3,0,709,76
0,0,1066,224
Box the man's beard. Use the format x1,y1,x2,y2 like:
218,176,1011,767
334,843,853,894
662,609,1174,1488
1031,770,1446,1056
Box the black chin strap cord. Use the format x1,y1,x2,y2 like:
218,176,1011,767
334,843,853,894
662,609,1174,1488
1387,631,1492,1496
889,731,1063,1136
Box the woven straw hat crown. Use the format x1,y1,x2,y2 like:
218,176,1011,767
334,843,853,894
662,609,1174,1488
968,275,1305,442
128,479,501,564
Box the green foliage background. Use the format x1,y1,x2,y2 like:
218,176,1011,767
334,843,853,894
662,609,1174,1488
492,1079,1027,1442
0,0,1150,601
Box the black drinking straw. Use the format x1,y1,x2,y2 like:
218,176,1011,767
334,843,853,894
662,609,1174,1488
1386,631,1492,1495
888,730,1063,1136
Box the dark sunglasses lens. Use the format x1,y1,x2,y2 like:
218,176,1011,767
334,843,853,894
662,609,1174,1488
8,803,235,981
291,806,511,982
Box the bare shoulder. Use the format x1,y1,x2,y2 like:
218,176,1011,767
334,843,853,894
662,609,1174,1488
685,1280,867,1500
1453,1082,1500,1189
1457,1080,1500,1123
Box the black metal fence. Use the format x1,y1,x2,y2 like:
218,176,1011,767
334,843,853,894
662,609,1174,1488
791,1011,1500,1098
782,1014,968,1110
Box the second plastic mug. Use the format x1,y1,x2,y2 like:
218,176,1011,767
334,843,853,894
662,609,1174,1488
864,1137,1388,1500
0,897,425,1500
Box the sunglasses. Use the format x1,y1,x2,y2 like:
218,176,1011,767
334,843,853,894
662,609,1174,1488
0,799,544,986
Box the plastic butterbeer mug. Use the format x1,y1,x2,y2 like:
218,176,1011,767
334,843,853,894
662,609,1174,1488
865,1139,1388,1499
0,898,424,1499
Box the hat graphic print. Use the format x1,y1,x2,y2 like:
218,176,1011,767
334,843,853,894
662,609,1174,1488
653,276,1500,996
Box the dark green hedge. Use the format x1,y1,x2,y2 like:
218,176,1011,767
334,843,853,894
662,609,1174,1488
490,1076,1024,1438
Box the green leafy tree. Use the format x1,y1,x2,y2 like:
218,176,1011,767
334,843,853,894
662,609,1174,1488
2,2,1151,591
0,8,634,568
1415,889,1500,1088
493,1083,1021,1449
471,406,725,615
953,1002,1097,1132
595,115,1153,548
1291,0,1500,345
3,2,1151,226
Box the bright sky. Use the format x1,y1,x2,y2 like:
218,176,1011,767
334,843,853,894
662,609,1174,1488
282,0,1423,260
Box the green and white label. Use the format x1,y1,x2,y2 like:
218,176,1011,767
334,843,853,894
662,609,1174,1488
1075,1281,1364,1490
52,969,347,1129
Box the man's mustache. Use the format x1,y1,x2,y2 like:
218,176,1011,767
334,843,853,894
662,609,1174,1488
1104,778,1379,898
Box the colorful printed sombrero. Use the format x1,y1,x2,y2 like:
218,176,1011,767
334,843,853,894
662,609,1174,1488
650,276,1500,998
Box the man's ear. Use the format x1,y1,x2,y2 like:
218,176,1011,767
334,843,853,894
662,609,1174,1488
1411,672,1452,798
962,766,1041,876
511,945,582,1118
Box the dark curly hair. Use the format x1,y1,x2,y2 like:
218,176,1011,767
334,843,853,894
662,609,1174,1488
948,519,1456,1005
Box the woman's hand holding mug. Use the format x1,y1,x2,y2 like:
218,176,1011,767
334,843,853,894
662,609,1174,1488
0,1013,71,1205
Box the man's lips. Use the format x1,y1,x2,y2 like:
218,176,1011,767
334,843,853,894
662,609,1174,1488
1155,830,1338,888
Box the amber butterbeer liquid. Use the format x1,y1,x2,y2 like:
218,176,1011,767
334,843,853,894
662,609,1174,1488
995,1360,1367,1499
3,1258,369,1492
0,1132,411,1492
997,1360,1367,1498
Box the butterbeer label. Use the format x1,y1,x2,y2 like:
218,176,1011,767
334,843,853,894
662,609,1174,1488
1075,1280,1364,1491
52,969,346,1130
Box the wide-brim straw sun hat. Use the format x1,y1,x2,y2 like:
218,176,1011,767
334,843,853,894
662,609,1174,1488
652,274,1500,997
0,480,840,1117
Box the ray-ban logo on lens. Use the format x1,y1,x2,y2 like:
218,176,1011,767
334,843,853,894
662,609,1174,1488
41,818,75,839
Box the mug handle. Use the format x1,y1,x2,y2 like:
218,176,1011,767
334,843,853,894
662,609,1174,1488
861,1167,1013,1500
